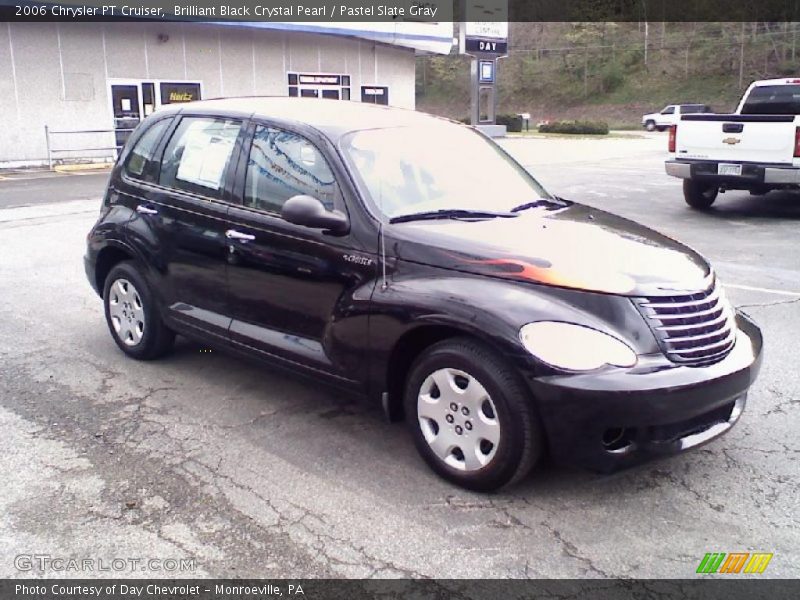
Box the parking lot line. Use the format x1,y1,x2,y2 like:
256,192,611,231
726,283,800,297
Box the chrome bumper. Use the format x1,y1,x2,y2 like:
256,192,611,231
665,161,692,179
665,160,800,184
764,167,800,184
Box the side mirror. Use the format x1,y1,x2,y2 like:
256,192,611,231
281,195,349,235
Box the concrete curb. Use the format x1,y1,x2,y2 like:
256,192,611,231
53,163,113,173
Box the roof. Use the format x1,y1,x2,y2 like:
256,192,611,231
748,78,800,86
213,22,454,55
159,97,451,139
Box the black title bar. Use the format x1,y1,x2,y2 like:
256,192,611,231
1,579,798,600
2,0,800,22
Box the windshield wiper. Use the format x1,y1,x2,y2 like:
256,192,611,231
389,209,517,224
510,197,572,213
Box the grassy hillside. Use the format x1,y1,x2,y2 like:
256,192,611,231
417,22,800,128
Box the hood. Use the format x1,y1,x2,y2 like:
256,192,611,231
389,203,711,297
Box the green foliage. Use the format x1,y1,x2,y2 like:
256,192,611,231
599,63,626,93
455,114,524,132
496,114,524,132
538,121,610,135
418,22,800,123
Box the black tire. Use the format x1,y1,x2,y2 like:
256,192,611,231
404,338,543,492
103,261,175,360
683,180,719,210
656,126,667,132
645,120,656,132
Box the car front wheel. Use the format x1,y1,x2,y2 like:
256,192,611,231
404,338,543,492
103,261,175,360
683,180,719,210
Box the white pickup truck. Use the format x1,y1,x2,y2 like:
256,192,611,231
666,78,800,209
642,104,712,131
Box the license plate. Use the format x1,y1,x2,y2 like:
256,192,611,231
718,163,742,176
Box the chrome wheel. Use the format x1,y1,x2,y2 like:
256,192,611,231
107,278,145,347
417,368,500,472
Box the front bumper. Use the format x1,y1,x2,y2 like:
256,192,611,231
524,312,762,473
666,159,800,186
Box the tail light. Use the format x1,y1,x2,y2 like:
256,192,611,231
794,127,800,158
668,125,677,153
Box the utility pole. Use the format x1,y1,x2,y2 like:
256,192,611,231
584,45,589,97
739,22,745,89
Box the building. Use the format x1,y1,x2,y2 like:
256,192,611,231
0,21,453,167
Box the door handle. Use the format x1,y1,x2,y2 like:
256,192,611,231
225,229,256,242
136,204,158,215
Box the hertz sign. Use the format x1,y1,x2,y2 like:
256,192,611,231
161,83,201,105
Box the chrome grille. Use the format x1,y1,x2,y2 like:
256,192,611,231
635,278,736,365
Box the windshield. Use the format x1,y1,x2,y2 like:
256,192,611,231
341,124,551,220
741,85,800,115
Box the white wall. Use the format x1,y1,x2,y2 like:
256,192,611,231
0,22,416,166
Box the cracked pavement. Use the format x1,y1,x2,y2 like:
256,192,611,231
0,134,798,578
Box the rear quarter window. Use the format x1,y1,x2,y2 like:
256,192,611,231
123,118,171,183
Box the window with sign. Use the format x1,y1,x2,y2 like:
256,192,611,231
244,125,338,215
159,117,242,198
360,86,389,105
287,73,351,101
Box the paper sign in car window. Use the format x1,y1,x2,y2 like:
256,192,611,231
176,121,237,190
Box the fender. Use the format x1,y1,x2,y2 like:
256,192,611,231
89,215,164,307
364,261,658,411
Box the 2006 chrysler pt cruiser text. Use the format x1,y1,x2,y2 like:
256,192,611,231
84,98,762,491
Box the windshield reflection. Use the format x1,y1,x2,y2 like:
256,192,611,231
342,124,552,219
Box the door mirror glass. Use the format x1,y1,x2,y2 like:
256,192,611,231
281,195,348,235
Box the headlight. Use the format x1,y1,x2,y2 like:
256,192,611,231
519,321,637,371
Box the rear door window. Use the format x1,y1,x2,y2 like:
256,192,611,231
159,117,242,198
123,118,171,183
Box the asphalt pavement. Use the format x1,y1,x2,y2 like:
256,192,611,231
0,170,110,209
1,133,797,578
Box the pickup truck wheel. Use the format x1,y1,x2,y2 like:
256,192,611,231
656,126,667,132
404,338,543,492
103,261,175,360
683,180,719,210
645,120,656,132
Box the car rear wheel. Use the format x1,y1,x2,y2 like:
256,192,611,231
103,261,175,360
683,180,719,210
404,338,543,492
645,120,656,132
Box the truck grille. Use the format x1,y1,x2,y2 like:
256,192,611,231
635,278,736,366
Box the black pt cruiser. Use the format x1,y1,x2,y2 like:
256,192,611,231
85,98,763,491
